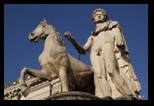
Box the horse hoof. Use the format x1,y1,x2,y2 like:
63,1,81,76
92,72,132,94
21,87,30,97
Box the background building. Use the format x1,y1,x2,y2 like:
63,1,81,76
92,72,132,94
4,75,61,100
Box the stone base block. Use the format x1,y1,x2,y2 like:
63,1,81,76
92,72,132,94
45,91,138,100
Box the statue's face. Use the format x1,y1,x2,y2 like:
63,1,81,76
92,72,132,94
93,11,105,23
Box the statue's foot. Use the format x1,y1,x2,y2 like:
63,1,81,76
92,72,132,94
101,96,114,100
114,94,138,100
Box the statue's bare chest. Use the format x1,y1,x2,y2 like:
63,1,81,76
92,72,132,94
92,31,114,48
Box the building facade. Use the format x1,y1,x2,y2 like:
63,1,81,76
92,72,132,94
4,75,61,100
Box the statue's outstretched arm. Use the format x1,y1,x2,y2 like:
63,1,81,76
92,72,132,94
64,32,87,54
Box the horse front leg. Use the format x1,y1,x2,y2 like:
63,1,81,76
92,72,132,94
19,67,30,96
19,67,51,97
27,77,41,87
58,66,69,92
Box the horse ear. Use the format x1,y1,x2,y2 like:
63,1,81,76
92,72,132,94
43,19,47,23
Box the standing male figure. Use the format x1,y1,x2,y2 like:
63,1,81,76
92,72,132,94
64,8,135,99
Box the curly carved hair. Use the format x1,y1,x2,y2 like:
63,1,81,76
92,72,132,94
91,8,108,21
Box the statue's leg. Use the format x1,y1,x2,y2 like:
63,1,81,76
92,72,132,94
103,44,132,96
58,66,68,92
90,52,112,98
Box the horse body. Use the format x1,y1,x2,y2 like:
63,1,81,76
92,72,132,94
38,33,68,78
19,19,94,97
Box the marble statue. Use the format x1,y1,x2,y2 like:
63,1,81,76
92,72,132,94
64,8,141,99
19,19,95,97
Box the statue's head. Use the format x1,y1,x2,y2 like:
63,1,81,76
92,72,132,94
91,8,108,23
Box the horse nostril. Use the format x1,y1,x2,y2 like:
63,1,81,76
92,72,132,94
31,32,34,36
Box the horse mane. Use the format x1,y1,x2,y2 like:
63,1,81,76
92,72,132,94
41,19,65,47
55,29,65,46
46,23,65,47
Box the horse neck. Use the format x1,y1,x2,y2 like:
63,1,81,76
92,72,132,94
43,31,64,52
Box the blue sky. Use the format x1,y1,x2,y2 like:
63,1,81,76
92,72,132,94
4,4,148,100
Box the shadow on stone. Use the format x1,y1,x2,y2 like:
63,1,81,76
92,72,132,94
45,91,104,100
45,91,139,100
114,94,139,100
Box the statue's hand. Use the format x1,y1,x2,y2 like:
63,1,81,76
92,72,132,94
64,32,72,40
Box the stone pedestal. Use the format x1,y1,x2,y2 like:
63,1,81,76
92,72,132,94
114,95,138,100
45,91,138,100
45,91,113,100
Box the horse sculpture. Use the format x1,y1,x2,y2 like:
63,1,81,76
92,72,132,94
19,19,94,97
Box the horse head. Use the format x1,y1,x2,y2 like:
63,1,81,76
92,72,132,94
28,19,55,43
